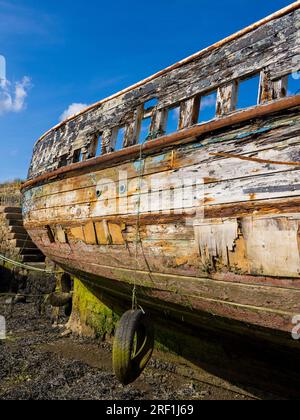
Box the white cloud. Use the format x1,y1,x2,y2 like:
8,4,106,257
0,76,31,115
201,94,217,109
59,103,88,122
0,1,55,37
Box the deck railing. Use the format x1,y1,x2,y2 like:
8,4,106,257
28,3,300,179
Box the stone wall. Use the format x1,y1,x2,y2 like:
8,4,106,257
0,184,46,294
0,207,22,260
0,205,55,306
0,182,22,207
0,183,23,261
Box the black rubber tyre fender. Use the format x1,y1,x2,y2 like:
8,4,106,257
48,292,72,307
113,310,154,385
61,273,72,293
64,299,73,317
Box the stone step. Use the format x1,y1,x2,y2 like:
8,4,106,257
17,247,44,256
20,254,45,263
4,213,23,221
11,239,37,249
7,232,29,240
3,207,22,214
9,226,27,234
25,262,46,270
7,219,24,227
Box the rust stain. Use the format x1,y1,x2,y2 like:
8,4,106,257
170,150,176,168
204,197,215,204
175,256,189,267
228,234,249,272
203,177,220,184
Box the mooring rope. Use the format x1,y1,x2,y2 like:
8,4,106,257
19,232,30,256
131,130,158,311
132,140,145,310
0,254,58,274
0,292,49,298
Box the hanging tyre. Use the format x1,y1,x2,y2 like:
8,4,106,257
113,309,154,385
48,292,72,307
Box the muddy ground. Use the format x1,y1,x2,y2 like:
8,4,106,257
0,297,262,401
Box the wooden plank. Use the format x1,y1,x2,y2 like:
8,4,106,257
25,229,300,332
28,223,300,291
272,75,289,100
108,223,125,245
179,97,200,129
259,71,273,104
26,207,300,280
102,129,113,154
55,225,67,243
83,221,97,245
29,225,300,306
70,226,85,242
94,220,112,245
23,196,300,231
216,82,238,116
24,166,300,221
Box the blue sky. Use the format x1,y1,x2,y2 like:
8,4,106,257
0,0,296,182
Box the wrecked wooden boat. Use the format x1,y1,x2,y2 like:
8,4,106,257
22,2,300,352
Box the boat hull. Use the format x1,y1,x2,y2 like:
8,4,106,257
23,106,300,346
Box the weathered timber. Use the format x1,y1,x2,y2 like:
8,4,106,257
22,109,300,201
26,5,300,180
23,96,300,190
23,4,300,344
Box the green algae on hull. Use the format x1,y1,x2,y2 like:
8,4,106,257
68,278,120,340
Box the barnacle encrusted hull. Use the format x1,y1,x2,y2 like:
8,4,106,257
22,3,300,345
